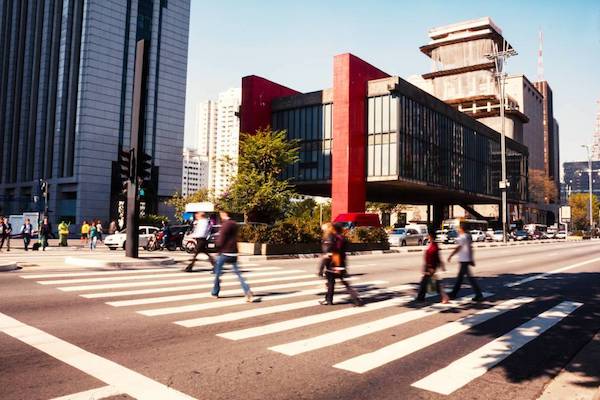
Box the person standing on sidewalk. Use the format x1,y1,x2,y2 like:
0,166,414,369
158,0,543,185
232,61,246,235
0,216,11,252
319,223,362,306
210,210,253,302
416,231,449,303
39,217,52,251
185,212,214,272
447,223,484,301
21,218,33,251
108,220,118,235
89,222,98,250
81,220,90,245
58,221,70,247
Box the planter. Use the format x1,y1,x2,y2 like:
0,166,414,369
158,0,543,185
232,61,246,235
237,241,388,255
347,242,389,252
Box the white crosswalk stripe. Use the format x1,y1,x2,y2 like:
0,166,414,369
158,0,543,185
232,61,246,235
411,301,582,395
333,296,535,373
268,293,494,356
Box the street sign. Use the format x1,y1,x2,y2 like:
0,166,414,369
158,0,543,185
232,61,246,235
560,206,571,222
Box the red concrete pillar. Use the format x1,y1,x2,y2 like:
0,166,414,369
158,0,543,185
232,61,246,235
331,54,389,219
240,75,299,134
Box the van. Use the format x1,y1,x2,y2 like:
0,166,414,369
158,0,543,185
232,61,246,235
333,213,382,229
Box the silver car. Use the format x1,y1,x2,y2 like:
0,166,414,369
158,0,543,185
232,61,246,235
388,227,424,247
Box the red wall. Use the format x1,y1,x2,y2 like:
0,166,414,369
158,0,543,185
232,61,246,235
331,53,389,218
240,75,299,134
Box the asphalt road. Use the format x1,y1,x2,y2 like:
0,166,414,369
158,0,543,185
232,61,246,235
1,240,599,400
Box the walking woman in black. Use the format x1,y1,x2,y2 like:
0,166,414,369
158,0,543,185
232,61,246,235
318,223,363,306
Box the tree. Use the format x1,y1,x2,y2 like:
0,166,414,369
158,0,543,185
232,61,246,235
568,193,600,231
219,128,299,223
164,188,213,222
528,169,558,204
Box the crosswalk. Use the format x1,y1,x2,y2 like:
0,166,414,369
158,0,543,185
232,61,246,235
19,264,583,396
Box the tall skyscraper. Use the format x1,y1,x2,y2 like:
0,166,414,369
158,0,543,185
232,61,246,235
0,0,190,225
211,88,241,196
592,100,600,160
182,148,208,197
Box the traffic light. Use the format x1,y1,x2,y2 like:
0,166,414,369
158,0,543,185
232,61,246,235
118,149,134,193
137,152,152,182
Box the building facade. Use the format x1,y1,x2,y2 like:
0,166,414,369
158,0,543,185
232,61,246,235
0,0,190,225
562,161,600,200
181,149,208,197
212,88,241,196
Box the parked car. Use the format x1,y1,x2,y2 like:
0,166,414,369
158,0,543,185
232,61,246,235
333,213,382,229
512,230,529,241
485,228,495,241
445,230,458,244
435,230,448,243
470,230,486,242
492,230,504,242
104,226,159,250
388,227,424,247
555,230,567,239
182,224,220,253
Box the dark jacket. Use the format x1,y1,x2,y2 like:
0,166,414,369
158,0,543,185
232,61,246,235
321,233,336,254
216,219,238,254
40,223,52,236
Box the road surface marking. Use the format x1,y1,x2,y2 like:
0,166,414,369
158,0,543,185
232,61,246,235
0,312,196,400
50,385,123,400
38,267,282,284
505,256,600,287
269,293,493,356
218,286,418,340
411,301,582,395
175,285,405,328
506,259,522,264
138,281,396,316
333,297,535,373
103,278,367,306
57,269,307,291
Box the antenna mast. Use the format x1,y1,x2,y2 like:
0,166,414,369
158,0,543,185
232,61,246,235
537,29,544,81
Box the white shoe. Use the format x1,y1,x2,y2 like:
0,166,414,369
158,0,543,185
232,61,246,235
245,292,254,303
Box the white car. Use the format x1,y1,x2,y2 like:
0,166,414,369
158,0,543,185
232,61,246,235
492,230,505,242
555,231,567,239
104,226,159,250
470,230,486,242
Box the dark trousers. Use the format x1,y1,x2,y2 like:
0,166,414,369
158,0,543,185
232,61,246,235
324,271,361,305
450,262,482,298
0,235,7,250
23,234,31,250
416,272,445,300
187,238,214,269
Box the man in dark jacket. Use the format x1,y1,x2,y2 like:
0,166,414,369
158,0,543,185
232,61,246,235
211,210,253,302
0,216,12,252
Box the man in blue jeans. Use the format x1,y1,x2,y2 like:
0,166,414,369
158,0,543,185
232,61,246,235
447,223,484,301
211,210,254,302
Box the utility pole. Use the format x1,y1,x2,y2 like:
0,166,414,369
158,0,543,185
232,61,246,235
582,144,593,232
486,41,517,243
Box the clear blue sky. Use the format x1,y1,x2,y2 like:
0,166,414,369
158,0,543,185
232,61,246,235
185,0,600,165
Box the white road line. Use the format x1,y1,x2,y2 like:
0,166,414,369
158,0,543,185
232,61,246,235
37,267,282,285
50,385,123,400
175,285,404,328
94,274,338,304
218,286,418,340
506,259,522,264
333,296,535,373
138,280,394,316
546,252,559,257
57,269,307,291
0,312,196,400
506,256,600,287
411,301,582,395
104,278,372,307
269,293,493,356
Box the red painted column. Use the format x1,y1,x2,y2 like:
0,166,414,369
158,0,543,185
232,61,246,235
331,54,389,218
240,75,299,134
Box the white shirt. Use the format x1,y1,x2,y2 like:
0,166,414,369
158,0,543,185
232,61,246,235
191,218,210,239
456,233,473,263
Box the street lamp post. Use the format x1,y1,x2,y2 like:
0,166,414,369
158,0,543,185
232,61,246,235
486,42,517,243
581,144,593,232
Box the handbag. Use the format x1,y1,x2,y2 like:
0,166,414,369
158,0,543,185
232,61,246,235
426,274,438,294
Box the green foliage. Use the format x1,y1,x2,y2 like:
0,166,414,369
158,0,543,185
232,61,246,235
346,227,389,244
219,128,300,223
238,220,321,244
140,214,169,227
568,193,600,230
164,189,213,222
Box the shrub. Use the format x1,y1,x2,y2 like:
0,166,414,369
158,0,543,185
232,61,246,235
140,214,169,227
347,227,388,244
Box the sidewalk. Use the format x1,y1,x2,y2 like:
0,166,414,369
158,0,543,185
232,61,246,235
538,332,600,400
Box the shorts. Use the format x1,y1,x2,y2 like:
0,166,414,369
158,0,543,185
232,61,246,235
81,233,88,239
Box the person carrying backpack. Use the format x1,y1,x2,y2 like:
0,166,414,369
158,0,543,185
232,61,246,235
319,223,362,306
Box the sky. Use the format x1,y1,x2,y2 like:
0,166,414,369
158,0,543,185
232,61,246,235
184,0,600,164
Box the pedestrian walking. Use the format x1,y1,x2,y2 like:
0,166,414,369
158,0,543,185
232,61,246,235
318,223,362,306
108,220,118,235
81,220,90,245
210,210,253,302
160,220,171,248
185,212,215,272
21,218,33,251
0,216,12,252
447,223,484,301
89,222,98,250
39,217,52,251
58,220,70,247
95,220,103,243
416,231,449,303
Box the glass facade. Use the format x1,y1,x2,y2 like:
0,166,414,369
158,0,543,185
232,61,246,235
272,103,333,182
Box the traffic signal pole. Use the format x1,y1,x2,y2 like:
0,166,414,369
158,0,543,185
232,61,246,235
125,39,148,258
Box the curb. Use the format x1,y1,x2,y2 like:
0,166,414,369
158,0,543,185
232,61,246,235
0,262,19,272
64,256,176,269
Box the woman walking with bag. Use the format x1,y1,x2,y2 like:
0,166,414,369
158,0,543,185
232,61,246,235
319,223,363,306
416,231,449,303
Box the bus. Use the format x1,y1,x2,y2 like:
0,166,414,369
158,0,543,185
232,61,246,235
442,218,488,232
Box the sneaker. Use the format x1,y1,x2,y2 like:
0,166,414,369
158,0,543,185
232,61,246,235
472,295,484,302
184,266,192,272
353,298,364,307
319,300,332,306
245,292,254,303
